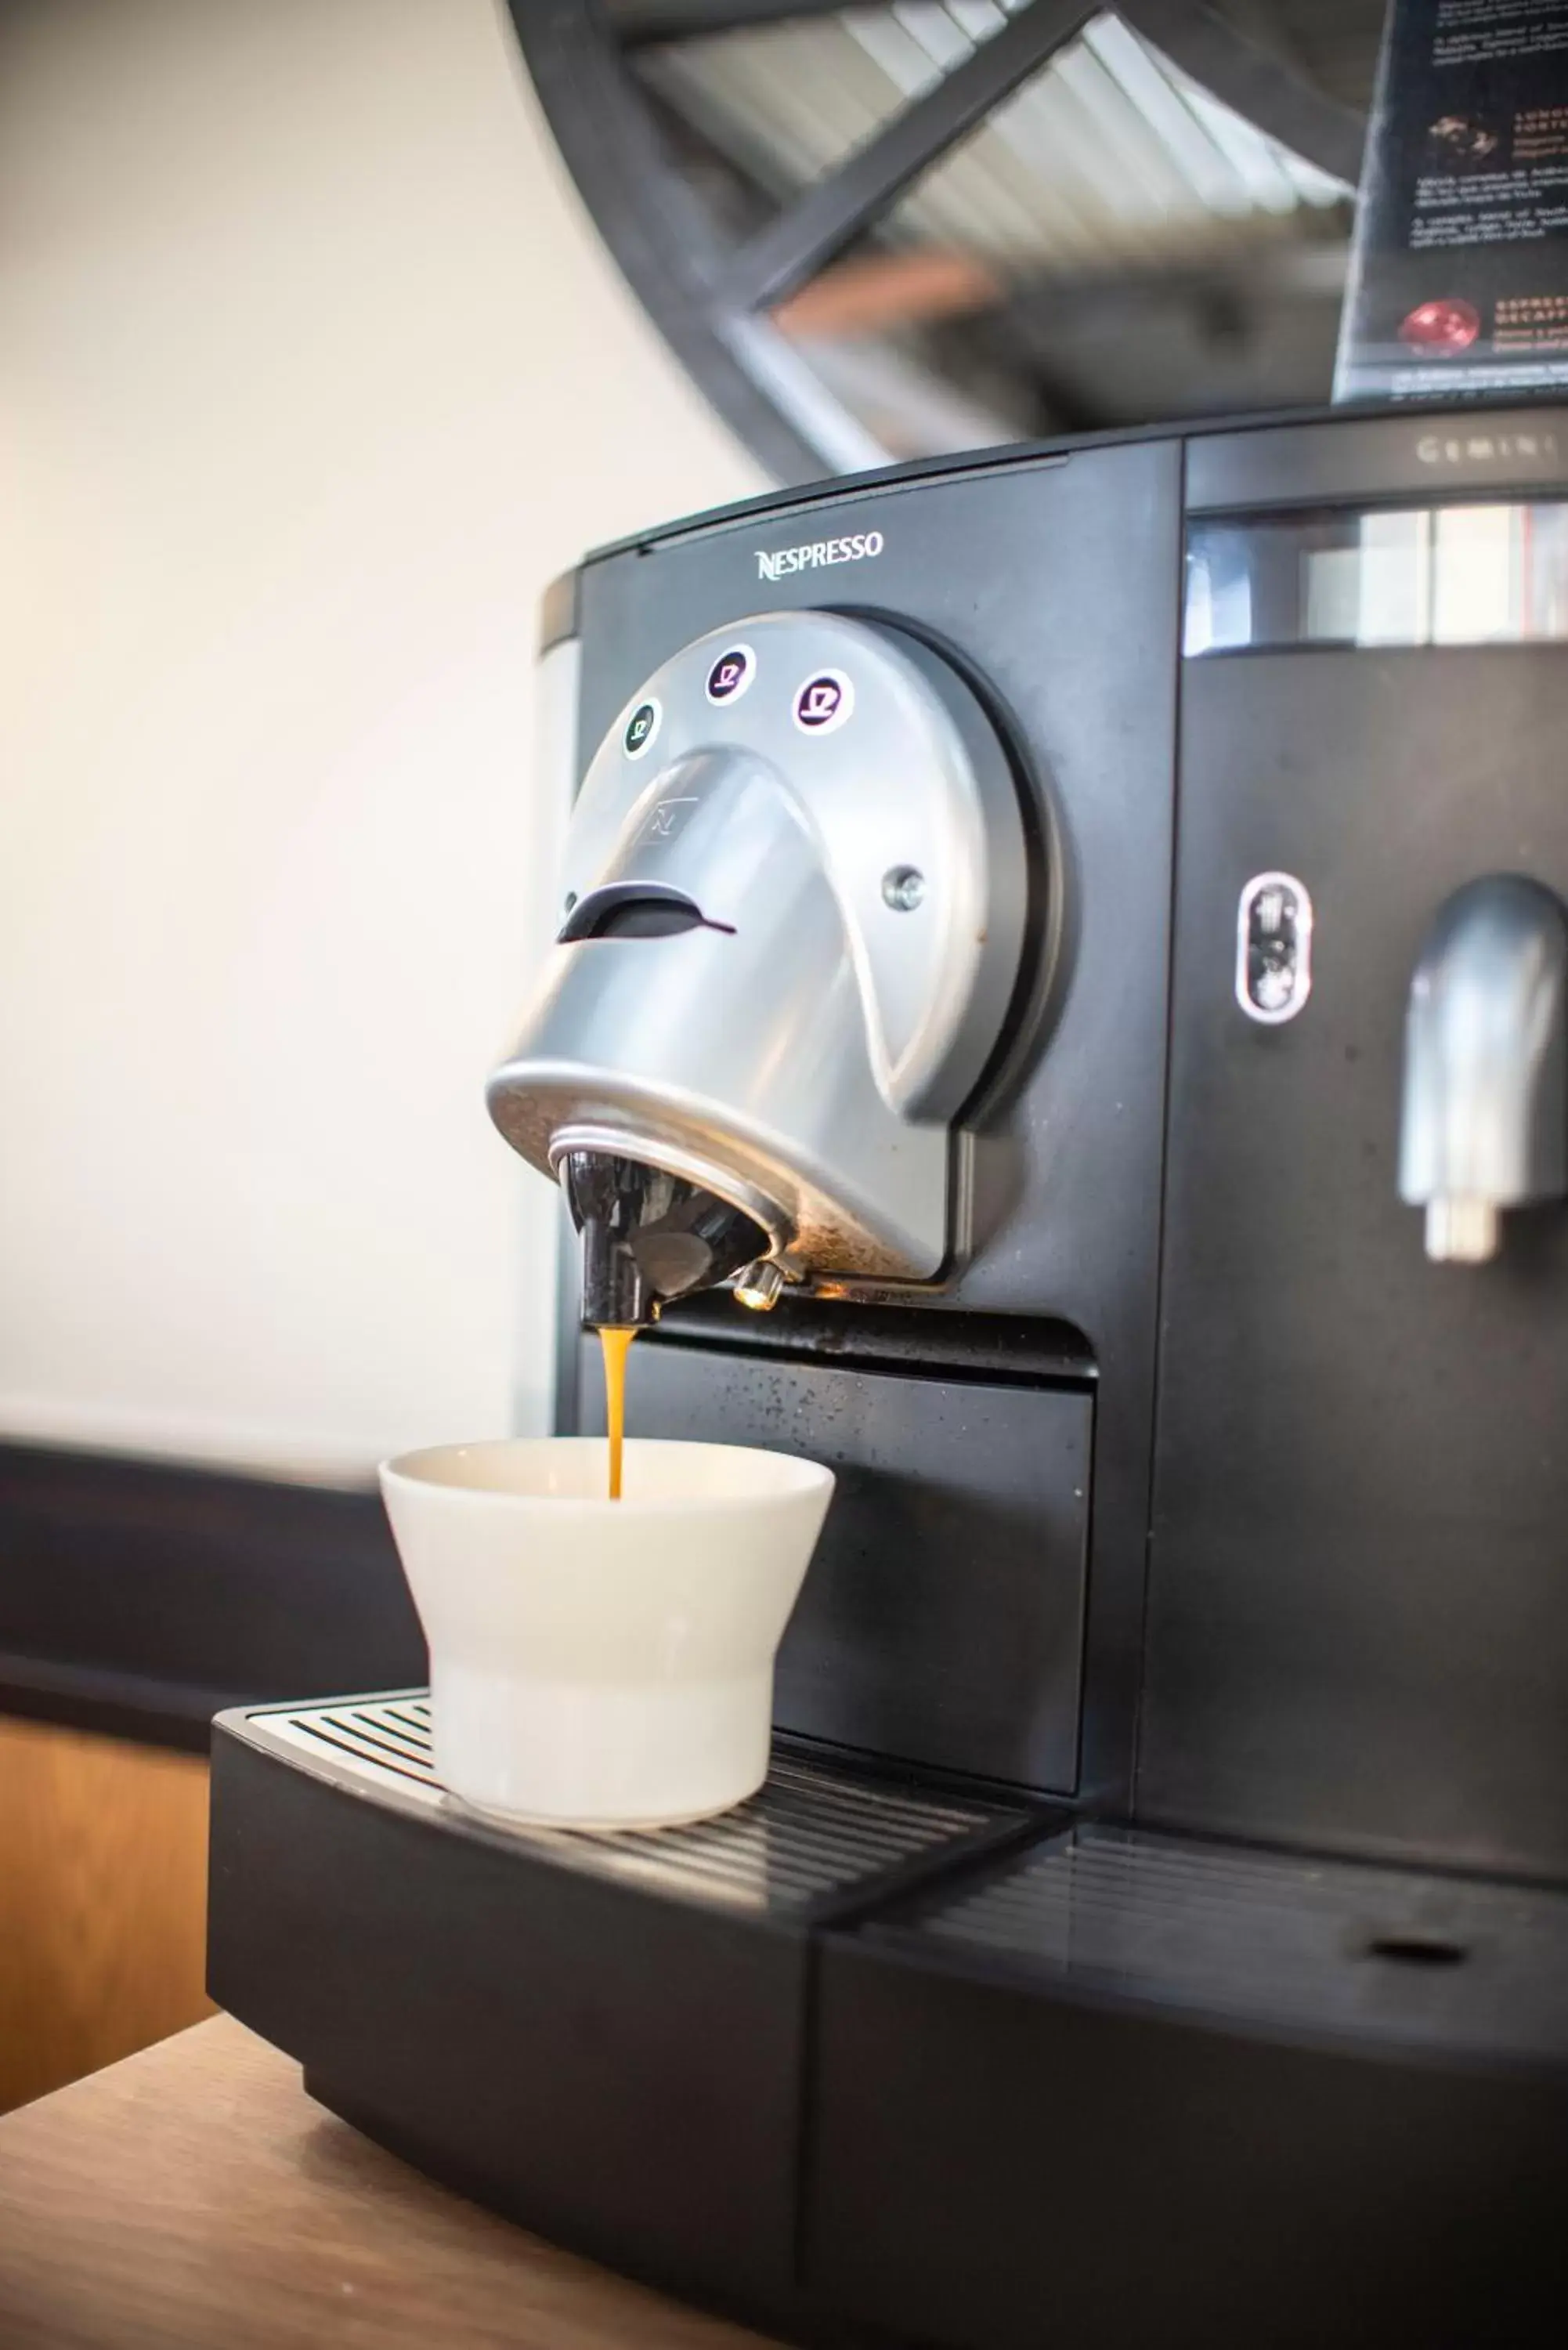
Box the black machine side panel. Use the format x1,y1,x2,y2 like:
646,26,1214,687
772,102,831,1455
576,445,1183,1806
808,1921,1568,2350
580,1340,1092,1792
1144,647,1568,1876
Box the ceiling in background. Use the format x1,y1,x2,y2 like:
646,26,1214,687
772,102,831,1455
642,5,1349,262
522,3,1386,474
638,3,1364,450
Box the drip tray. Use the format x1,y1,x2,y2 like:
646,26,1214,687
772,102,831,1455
208,1690,1030,2330
247,1691,1011,1918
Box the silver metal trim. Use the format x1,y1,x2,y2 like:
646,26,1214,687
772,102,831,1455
530,634,581,1438
263,1694,441,1806
490,609,1029,1285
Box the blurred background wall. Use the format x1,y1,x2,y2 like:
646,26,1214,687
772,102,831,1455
0,0,762,1484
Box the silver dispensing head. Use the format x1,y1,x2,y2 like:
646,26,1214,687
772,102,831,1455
1399,874,1568,1264
488,610,1030,1319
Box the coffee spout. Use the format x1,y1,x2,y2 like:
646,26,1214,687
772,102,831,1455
1399,875,1568,1264
560,1148,771,1328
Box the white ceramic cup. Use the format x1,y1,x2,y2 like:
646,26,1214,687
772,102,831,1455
378,1437,834,1830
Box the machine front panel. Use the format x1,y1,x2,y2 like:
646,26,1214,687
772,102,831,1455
576,443,1180,1339
576,1333,1093,1794
1145,641,1568,1875
573,443,1183,1805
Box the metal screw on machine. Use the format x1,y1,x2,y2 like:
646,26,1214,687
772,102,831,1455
883,866,926,912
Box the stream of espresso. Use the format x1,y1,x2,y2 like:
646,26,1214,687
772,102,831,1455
599,1326,637,1500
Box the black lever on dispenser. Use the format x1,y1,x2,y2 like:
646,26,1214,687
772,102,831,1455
557,884,734,943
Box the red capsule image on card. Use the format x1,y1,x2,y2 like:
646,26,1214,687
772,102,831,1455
1399,298,1482,353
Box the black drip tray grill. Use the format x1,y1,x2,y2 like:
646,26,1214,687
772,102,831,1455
244,1691,1017,1917
894,1821,1568,2066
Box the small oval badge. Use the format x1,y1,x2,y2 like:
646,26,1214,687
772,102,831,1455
1237,871,1313,1025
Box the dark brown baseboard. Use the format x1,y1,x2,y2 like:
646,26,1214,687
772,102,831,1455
0,1442,425,1751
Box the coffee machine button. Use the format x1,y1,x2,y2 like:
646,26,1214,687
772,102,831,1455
623,698,662,759
793,670,854,735
705,645,756,704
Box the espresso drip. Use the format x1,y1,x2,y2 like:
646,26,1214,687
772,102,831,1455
599,1325,636,1500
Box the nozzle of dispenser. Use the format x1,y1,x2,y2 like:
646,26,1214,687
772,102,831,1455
560,1149,771,1328
1399,874,1568,1264
733,1260,786,1311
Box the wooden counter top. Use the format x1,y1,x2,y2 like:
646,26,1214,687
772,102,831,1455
0,2014,779,2350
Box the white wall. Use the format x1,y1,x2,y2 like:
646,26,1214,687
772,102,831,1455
0,0,764,1480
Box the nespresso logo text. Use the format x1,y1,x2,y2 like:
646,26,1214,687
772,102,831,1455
756,530,883,582
1416,430,1559,465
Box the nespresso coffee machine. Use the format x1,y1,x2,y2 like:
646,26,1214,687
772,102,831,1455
210,403,1568,2348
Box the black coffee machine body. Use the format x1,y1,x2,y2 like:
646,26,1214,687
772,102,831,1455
209,404,1568,2348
